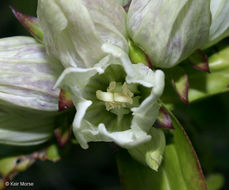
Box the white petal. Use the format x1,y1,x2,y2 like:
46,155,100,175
0,36,62,111
127,0,211,68
38,0,104,68
37,0,127,68
57,44,165,149
204,0,229,48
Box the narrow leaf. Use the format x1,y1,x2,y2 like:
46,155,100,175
116,109,207,190
10,7,43,42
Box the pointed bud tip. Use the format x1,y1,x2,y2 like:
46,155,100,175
124,1,131,12
145,150,163,172
10,6,43,42
190,50,210,73
172,75,189,105
58,89,74,111
54,125,72,147
155,107,174,129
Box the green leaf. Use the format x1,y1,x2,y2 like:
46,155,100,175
116,110,207,190
188,46,229,102
161,45,229,105
206,174,224,190
0,143,61,181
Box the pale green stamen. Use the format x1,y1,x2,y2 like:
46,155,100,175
96,81,134,111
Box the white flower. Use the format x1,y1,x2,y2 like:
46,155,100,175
55,44,165,149
127,0,211,68
37,0,128,68
204,0,229,48
0,36,62,145
0,36,63,111
37,0,168,170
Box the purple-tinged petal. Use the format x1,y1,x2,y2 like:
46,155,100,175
58,89,74,112
10,7,43,42
127,0,211,68
189,50,210,73
155,107,174,129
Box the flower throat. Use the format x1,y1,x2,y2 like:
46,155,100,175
96,81,134,114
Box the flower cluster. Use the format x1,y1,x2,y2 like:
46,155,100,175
0,0,229,171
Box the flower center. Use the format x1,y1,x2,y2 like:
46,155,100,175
96,81,134,114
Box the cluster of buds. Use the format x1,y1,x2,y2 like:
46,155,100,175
0,0,229,172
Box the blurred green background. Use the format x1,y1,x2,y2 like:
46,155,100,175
0,1,228,189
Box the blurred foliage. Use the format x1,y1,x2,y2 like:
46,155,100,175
0,0,37,38
174,92,229,190
0,1,228,190
206,173,225,190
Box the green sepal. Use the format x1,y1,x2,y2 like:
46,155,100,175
128,127,165,171
188,45,229,102
162,44,229,106
11,7,43,43
128,40,149,66
189,50,210,73
166,67,189,104
58,89,74,111
54,108,75,147
45,144,61,162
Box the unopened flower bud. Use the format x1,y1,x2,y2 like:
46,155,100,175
127,0,211,68
0,36,63,145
